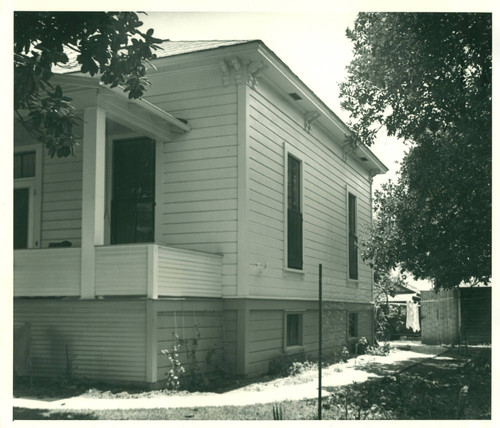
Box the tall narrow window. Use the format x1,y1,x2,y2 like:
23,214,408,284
348,192,358,280
111,138,155,244
14,188,30,249
287,154,303,270
14,149,39,249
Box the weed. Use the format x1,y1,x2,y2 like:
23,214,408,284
272,403,284,420
365,342,391,356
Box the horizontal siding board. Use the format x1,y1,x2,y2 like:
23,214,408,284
246,82,374,302
163,210,237,224
95,245,148,295
157,246,222,297
14,300,147,382
164,166,237,184
14,248,81,296
164,135,236,154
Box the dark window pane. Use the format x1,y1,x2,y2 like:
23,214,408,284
287,314,300,346
22,152,36,177
14,154,22,179
14,152,36,179
348,312,358,337
288,155,301,212
111,138,155,244
14,188,29,249
288,210,303,270
348,193,358,280
287,154,302,269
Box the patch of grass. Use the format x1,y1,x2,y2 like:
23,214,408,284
322,347,491,420
14,401,318,420
14,347,490,420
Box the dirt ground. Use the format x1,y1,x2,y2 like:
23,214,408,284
13,341,449,411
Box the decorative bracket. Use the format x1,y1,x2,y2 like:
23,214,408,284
368,169,379,183
342,142,357,162
219,57,267,88
304,111,320,133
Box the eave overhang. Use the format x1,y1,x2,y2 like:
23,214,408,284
51,73,191,136
146,40,388,176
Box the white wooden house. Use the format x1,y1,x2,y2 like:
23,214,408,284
13,40,387,386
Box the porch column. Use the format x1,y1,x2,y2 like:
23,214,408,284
80,106,106,299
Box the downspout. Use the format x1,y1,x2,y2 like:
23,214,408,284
369,173,376,345
457,288,462,345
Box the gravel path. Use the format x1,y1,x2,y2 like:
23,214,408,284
13,342,448,410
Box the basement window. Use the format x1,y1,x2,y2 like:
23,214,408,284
348,312,358,338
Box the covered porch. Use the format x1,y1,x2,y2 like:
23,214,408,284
14,243,223,298
14,74,225,299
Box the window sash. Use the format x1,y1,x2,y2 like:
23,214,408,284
348,192,358,280
348,312,358,337
287,153,303,270
14,151,36,179
14,188,30,249
111,138,155,244
286,313,302,347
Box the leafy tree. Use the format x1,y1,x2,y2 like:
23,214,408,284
14,12,163,157
341,13,491,289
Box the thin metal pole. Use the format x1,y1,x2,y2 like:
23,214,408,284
318,263,322,420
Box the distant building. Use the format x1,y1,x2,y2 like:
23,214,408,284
421,287,491,345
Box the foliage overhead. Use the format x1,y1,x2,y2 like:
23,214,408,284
14,12,163,157
341,13,491,289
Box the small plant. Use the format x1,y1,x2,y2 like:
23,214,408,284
341,346,350,362
269,353,312,377
288,360,316,376
365,342,391,356
161,338,185,391
355,337,368,355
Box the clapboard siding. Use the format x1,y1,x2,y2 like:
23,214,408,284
95,245,149,296
14,300,147,382
155,74,239,297
41,144,83,247
246,80,373,302
245,301,374,376
223,310,237,373
14,248,81,296
155,299,225,381
246,309,320,376
157,246,223,297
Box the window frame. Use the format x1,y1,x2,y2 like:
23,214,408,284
14,144,43,249
283,310,305,351
106,134,159,245
348,311,359,338
346,186,359,282
283,143,305,273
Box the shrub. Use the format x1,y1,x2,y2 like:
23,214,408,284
269,353,312,377
365,342,391,356
288,360,317,376
341,346,350,362
355,337,369,355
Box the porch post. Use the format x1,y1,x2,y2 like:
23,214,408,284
81,106,106,299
